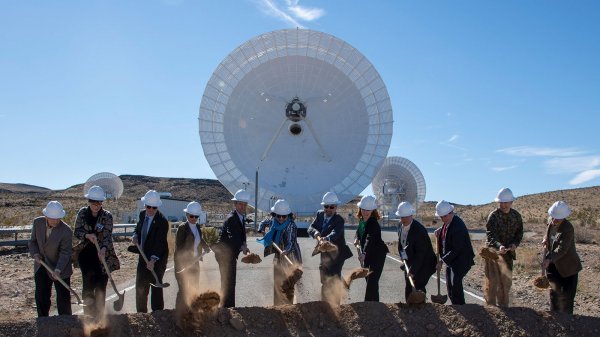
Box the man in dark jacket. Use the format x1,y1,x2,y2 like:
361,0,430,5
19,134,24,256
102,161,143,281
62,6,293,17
215,189,250,308
132,190,169,312
435,200,475,305
308,192,352,304
396,202,437,301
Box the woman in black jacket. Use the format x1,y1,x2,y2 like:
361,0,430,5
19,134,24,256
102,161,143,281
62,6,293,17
174,201,210,319
355,195,389,301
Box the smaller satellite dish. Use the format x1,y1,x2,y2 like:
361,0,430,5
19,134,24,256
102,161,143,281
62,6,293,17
84,172,124,200
372,157,426,218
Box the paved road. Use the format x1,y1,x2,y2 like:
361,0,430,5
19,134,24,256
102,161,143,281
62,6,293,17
73,230,484,314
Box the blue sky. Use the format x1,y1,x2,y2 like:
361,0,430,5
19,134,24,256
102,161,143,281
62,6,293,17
1,0,599,205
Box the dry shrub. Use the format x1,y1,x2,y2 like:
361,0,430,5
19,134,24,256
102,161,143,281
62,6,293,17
513,246,541,275
574,225,598,244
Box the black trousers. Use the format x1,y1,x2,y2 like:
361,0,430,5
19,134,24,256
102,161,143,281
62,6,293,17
547,263,578,314
364,254,386,301
446,266,467,305
34,268,72,317
218,256,238,308
135,259,167,312
80,246,108,316
319,252,345,304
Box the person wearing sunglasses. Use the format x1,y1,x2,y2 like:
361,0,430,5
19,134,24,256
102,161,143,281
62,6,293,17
73,185,119,317
355,195,388,301
308,192,353,304
132,190,169,312
174,201,210,322
214,189,251,308
257,199,302,305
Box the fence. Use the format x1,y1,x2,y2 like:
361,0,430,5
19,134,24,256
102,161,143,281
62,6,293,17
0,224,138,247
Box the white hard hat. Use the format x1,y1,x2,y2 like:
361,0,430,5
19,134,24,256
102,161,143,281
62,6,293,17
495,187,515,203
321,192,340,205
85,185,106,201
231,189,251,203
43,201,66,219
184,201,203,216
271,199,292,215
548,201,571,219
435,200,455,217
357,195,377,211
395,201,415,217
141,190,162,207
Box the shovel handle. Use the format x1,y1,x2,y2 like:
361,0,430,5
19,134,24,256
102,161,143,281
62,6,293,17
134,241,164,287
271,242,294,266
354,244,364,268
38,259,84,305
92,240,122,296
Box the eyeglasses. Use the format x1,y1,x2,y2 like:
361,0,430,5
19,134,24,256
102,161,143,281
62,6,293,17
188,214,199,219
145,205,157,210
324,205,336,209
276,215,288,219
88,200,102,205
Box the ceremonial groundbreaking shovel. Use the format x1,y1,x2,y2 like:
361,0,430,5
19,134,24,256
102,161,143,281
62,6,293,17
37,259,86,306
431,237,448,304
175,249,212,274
271,242,303,301
134,241,170,288
400,259,426,304
93,240,125,311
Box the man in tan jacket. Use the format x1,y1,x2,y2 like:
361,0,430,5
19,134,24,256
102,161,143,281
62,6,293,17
28,201,73,317
543,201,582,314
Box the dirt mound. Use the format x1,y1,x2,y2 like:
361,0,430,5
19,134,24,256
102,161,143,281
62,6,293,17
3,302,599,337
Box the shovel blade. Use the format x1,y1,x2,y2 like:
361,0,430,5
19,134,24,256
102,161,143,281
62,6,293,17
407,290,426,304
430,294,448,304
113,293,125,311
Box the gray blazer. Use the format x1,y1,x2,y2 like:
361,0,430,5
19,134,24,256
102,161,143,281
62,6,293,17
28,216,73,278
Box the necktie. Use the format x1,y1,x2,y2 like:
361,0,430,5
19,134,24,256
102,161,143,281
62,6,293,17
141,217,150,247
322,217,330,234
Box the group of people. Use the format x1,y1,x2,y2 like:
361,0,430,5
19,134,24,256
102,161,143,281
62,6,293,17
28,186,582,318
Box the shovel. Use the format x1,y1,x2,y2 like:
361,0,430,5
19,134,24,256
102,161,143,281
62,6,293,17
271,242,303,300
37,258,86,306
533,246,549,289
175,249,212,274
400,259,426,304
342,243,371,289
134,241,170,288
92,240,125,311
431,237,448,304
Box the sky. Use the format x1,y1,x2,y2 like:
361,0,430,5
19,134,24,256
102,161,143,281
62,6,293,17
1,0,599,205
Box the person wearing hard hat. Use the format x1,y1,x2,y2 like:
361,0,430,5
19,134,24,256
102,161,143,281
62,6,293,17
257,199,302,305
484,187,523,307
214,189,251,308
396,202,437,302
542,201,582,314
28,201,73,317
174,201,210,321
73,185,120,317
132,190,170,312
308,192,353,304
434,200,475,305
355,195,389,301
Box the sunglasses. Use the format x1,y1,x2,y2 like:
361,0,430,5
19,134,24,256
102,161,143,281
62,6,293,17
324,205,336,209
188,214,199,219
88,200,102,205
145,205,158,210
276,215,288,219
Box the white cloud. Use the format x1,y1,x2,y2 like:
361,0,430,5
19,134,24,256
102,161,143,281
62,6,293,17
447,134,459,143
569,169,600,185
496,146,586,157
544,156,600,174
491,165,517,172
256,0,325,27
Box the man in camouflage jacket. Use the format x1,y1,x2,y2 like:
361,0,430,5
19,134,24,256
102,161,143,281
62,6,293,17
484,188,523,306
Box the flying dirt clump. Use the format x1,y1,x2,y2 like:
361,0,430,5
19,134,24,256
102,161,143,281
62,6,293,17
241,253,262,264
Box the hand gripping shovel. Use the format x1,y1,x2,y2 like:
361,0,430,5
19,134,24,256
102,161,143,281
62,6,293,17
342,244,371,289
401,259,426,304
431,237,448,304
271,242,303,301
134,241,170,288
38,259,86,306
93,240,125,311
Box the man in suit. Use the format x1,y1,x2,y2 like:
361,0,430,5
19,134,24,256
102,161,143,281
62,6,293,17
28,201,73,317
132,190,169,312
215,189,250,308
308,192,352,304
396,202,437,301
435,200,475,305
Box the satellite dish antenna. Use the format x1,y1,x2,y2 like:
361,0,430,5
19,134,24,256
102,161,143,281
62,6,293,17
372,157,426,218
199,29,393,214
83,172,124,200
